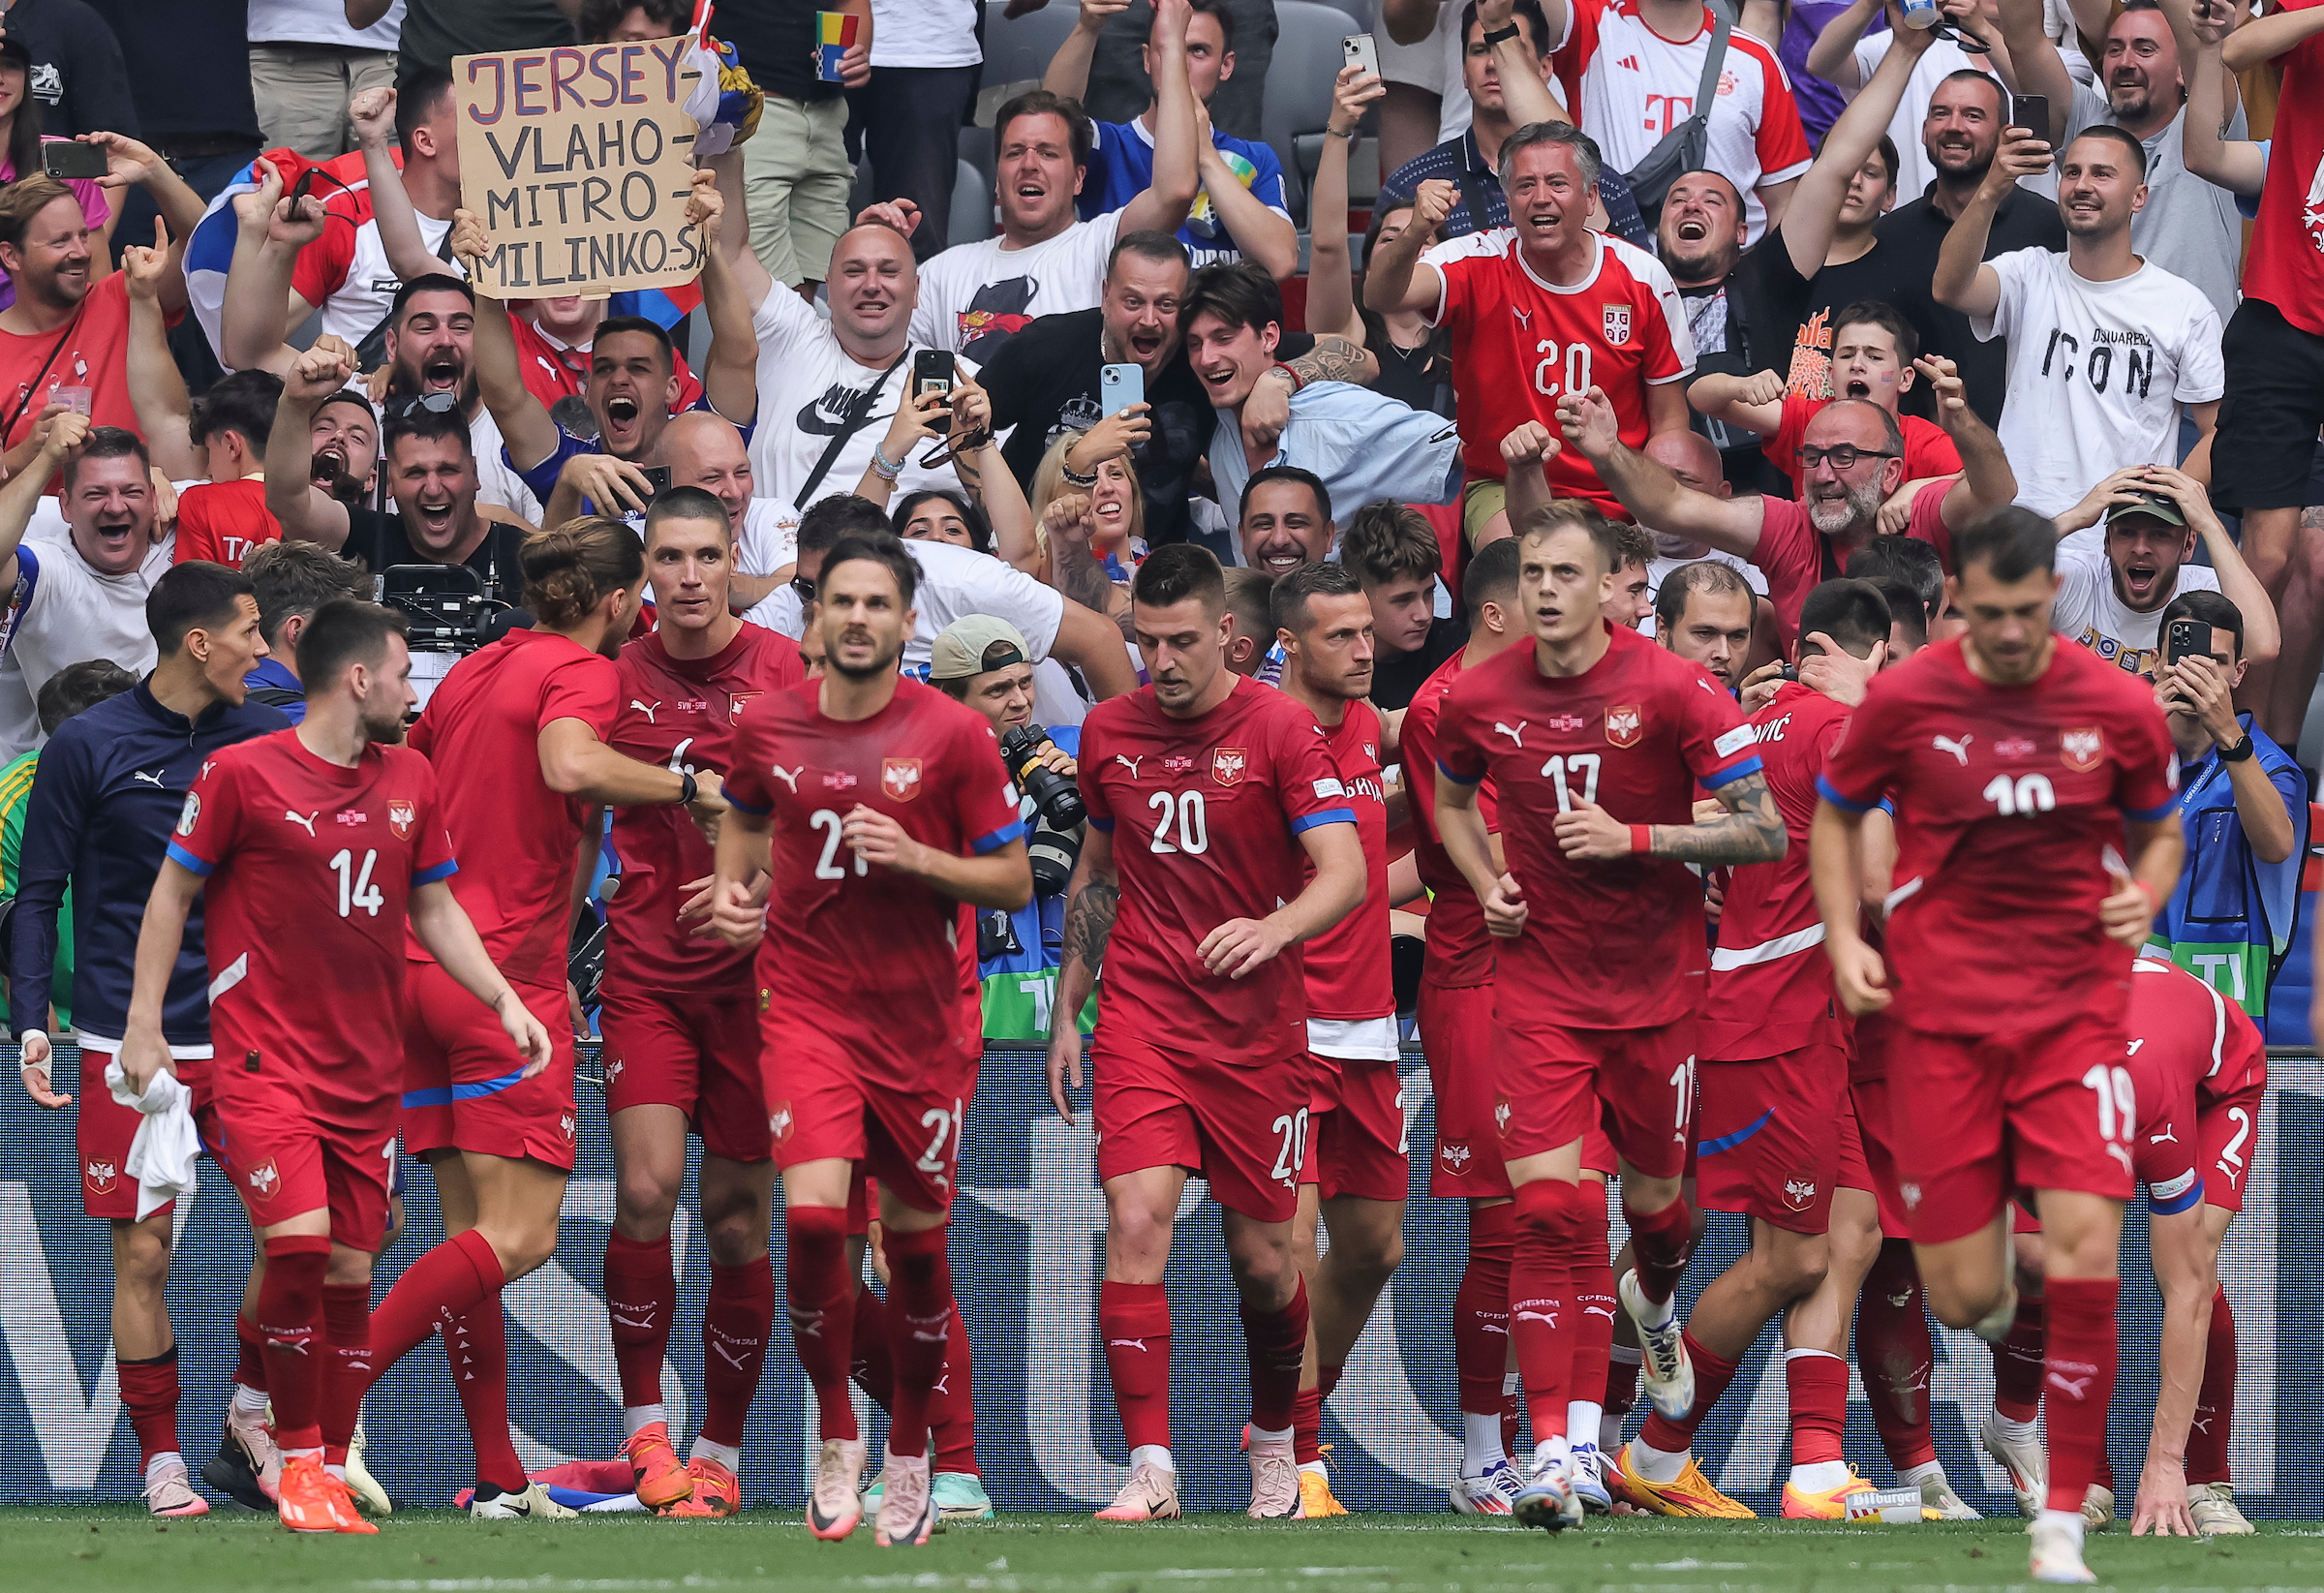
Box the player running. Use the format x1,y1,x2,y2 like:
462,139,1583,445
713,535,1030,1548
363,518,728,1520
599,490,805,1515
1433,417,1785,1532
1049,544,1366,1523
1813,507,2183,1584
119,598,551,1534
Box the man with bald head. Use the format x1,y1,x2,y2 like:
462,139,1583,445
1635,429,1765,639
659,413,790,613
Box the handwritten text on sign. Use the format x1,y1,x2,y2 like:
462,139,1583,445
453,39,704,296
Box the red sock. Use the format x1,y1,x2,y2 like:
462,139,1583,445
784,1207,857,1441
850,1280,894,1409
1455,1202,1514,1417
1855,1240,1935,1472
257,1235,331,1451
447,1302,527,1493
1100,1279,1173,1451
1605,1348,1640,1415
1569,1194,1615,1427
700,1256,774,1449
933,1302,980,1476
234,1311,267,1392
1637,1333,1742,1453
882,1225,954,1460
1622,1196,1694,1306
368,1228,505,1379
1292,1358,1343,1464
1511,1179,1581,1444
1993,1293,2046,1423
2187,1287,2234,1486
1786,1349,1849,1468
2040,1276,2119,1515
1240,1274,1309,1432
602,1231,676,1411
321,1283,371,1467
116,1348,181,1467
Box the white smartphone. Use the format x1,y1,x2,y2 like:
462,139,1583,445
1101,361,1144,415
1342,32,1380,79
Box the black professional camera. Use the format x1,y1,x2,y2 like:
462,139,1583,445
379,565,520,655
997,723,1086,830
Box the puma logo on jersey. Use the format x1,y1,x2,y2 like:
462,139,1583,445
1933,734,1973,765
285,810,319,836
2107,1142,2135,1178
768,765,803,793
1513,306,1532,328
133,768,165,786
2149,1123,2179,1146
630,700,660,722
2126,1038,2146,1055
1494,720,1527,748
1115,753,1145,777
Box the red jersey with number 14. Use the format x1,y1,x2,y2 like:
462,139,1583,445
723,677,1024,1085
1436,622,1761,1027
1301,699,1392,1027
1401,650,1499,988
1817,636,2178,1036
608,626,805,995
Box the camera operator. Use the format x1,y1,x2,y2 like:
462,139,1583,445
930,614,1088,1043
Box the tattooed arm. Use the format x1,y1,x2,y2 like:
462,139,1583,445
1047,825,1118,1121
1042,491,1136,637
1288,334,1379,391
1238,334,1389,463
1550,770,1787,867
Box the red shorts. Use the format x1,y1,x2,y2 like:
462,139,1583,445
2196,1071,2266,1214
1494,1017,1695,1180
1093,1037,1311,1223
1847,1072,1910,1235
196,1087,393,1252
846,1171,878,1236
763,1026,974,1216
1696,1042,1863,1234
1583,1120,1618,1178
599,985,769,1165
1418,979,1508,1199
74,1046,208,1221
1299,1056,1409,1203
1884,1014,2135,1245
401,966,579,1170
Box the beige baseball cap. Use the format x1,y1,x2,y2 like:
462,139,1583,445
929,615,1031,681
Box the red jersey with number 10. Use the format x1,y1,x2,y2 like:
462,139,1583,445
1435,622,1760,1027
1401,650,1499,989
1300,699,1392,1027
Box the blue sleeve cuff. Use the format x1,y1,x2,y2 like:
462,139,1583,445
2125,798,2181,823
971,820,1027,855
1088,816,1115,833
1290,808,1358,834
411,859,458,886
1700,755,1764,790
1434,757,1482,787
2150,1179,2204,1215
165,842,214,876
1878,797,1896,816
1816,774,1879,814
725,793,770,816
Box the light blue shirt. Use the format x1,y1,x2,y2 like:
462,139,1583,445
1208,381,1463,529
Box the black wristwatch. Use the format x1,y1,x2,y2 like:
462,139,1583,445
1483,22,1521,43
2217,733,2256,763
675,770,698,804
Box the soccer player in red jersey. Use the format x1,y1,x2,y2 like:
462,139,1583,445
367,518,729,1519
1432,432,1785,1532
1609,580,1894,1521
712,535,1029,1548
118,597,552,1534
2182,961,2267,1538
1813,507,2183,1584
596,489,807,1515
1269,563,1405,1519
1047,544,1365,1523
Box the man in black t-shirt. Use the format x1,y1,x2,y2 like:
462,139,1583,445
1339,500,1464,711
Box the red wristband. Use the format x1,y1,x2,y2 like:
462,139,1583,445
1271,360,1305,392
2133,880,2158,914
1629,824,1654,856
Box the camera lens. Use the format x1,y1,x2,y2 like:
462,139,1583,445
999,724,1086,832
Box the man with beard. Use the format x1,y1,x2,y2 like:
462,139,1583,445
2046,464,2272,678
1549,355,2013,648
1877,71,2067,423
1651,561,1758,691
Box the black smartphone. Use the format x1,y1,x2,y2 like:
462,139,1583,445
42,140,107,180
637,465,672,498
2012,94,2048,138
2166,618,2213,666
913,349,956,402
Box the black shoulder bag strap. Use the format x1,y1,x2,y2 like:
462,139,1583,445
2,302,87,445
794,350,911,510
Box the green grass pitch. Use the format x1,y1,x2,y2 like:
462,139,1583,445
15,1507,2324,1592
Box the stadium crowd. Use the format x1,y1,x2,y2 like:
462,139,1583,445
3,0,2319,1578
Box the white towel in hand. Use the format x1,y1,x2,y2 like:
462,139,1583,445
104,1056,199,1221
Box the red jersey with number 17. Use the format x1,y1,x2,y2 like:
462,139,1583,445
1400,650,1500,989
1817,636,2178,1036
1300,699,1392,1027
1435,622,1761,1027
608,626,805,995
1079,676,1358,1069
723,678,1024,1085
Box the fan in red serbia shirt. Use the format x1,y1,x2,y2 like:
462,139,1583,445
120,599,549,1537
712,536,1028,1550
1360,124,1694,539
596,491,806,1518
1046,545,1364,1527
1812,508,2180,1585
1430,487,1784,1532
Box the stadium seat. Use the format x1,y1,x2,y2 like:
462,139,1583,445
1264,0,1367,226
982,0,1086,104
952,158,995,245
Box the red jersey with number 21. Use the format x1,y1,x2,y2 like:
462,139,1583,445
1435,622,1760,1027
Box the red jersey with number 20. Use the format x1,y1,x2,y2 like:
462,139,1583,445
1402,650,1500,988
608,626,806,995
1817,637,2179,1035
723,678,1024,1085
1079,676,1358,1069
1436,622,1761,1027
1301,700,1392,1029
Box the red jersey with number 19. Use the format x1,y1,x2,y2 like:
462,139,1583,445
723,678,1024,1084
1435,622,1760,1027
1401,651,1500,989
1817,636,2179,1035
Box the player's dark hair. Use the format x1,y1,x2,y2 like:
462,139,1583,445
1270,559,1363,637
61,425,149,492
821,532,922,608
798,493,894,558
1109,230,1191,280
1461,0,1551,54
383,401,474,460
190,368,286,452
1845,534,1942,621
1463,536,1521,611
389,270,473,328
147,561,256,656
36,658,135,737
994,89,1093,169
246,539,369,647
1798,579,1892,659
1240,464,1330,527
2067,122,2150,180
1952,505,2059,584
1221,565,1272,641
522,516,645,629
594,314,677,372
1184,260,1284,342
893,488,994,556
645,486,732,544
1340,501,1442,586
1830,299,1918,365
395,68,456,151
1872,577,1929,648
1188,0,1238,48
574,0,686,42
1613,521,1654,571
297,597,411,691
1517,499,1622,573
2159,588,2246,659
1134,542,1227,617
1654,559,1755,632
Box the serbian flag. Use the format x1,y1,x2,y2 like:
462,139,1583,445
183,145,380,367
